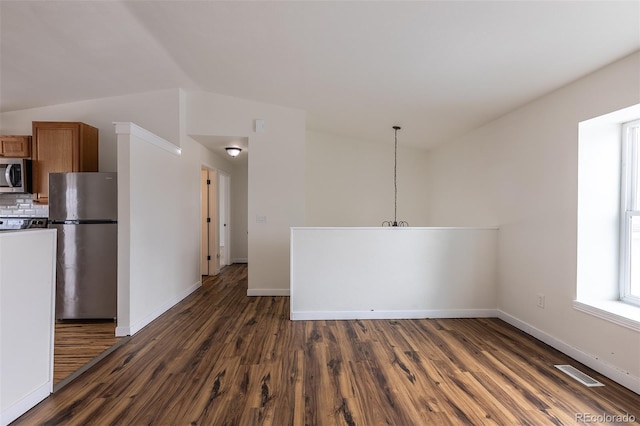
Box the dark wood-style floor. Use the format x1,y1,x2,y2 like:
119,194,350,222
54,321,122,386
14,264,640,425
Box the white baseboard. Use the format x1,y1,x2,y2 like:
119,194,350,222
498,310,640,395
115,325,130,337
116,280,201,337
247,288,290,296
232,258,248,264
1,382,51,426
291,309,498,321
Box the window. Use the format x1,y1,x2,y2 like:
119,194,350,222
620,119,640,307
576,105,640,330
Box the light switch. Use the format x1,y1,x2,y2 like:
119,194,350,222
255,119,266,133
256,215,267,223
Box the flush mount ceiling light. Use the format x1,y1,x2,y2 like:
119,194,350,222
382,126,409,227
225,147,242,157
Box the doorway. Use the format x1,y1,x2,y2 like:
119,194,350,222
201,167,218,276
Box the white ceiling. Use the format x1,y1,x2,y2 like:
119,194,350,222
1,1,639,150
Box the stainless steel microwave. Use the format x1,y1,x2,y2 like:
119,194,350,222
0,158,31,193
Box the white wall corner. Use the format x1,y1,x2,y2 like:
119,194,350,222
113,122,182,156
115,326,131,338
128,280,201,336
1,383,51,426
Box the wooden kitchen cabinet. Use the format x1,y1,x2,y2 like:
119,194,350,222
0,135,31,157
31,122,99,202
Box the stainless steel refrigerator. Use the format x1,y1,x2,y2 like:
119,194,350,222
49,172,117,320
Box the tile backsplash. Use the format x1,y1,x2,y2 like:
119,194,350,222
0,194,48,217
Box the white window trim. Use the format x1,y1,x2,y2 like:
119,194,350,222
620,119,640,307
573,300,640,332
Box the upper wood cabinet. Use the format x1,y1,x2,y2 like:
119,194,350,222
0,135,32,157
31,122,99,202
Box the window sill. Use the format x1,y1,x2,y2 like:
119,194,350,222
573,299,640,332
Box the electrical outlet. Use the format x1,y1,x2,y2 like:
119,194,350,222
537,294,545,309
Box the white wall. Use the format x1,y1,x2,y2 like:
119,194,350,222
116,123,200,335
0,89,182,172
187,92,306,295
305,130,431,226
231,163,248,262
291,227,497,320
428,52,640,386
115,122,235,335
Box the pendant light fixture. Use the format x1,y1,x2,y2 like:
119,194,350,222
382,126,409,227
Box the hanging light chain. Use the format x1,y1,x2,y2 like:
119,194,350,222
382,125,408,227
394,126,399,224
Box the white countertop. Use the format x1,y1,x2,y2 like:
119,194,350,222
0,228,55,235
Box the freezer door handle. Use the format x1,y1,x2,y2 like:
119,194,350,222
49,219,117,225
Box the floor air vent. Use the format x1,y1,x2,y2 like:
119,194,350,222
554,365,604,387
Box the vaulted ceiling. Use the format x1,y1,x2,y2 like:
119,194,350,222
1,1,638,149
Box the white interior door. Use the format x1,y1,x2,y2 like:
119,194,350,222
201,167,220,276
